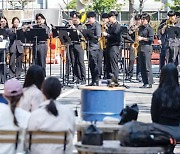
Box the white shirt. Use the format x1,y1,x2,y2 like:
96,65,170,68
28,100,75,154
0,103,30,154
20,85,45,112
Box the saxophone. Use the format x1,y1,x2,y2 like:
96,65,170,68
99,22,107,50
132,27,139,57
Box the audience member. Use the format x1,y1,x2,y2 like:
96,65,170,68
151,63,180,141
28,77,75,154
19,65,45,112
0,78,30,153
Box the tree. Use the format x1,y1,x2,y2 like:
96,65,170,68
66,0,122,14
167,0,180,12
8,0,35,10
129,0,135,25
139,0,146,14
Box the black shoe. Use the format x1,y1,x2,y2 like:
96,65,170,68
74,79,80,84
89,82,96,86
139,84,152,88
80,80,86,85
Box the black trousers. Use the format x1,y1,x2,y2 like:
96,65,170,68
33,43,47,75
0,50,7,83
139,45,153,85
88,49,100,82
9,51,23,79
69,44,86,81
105,46,120,80
98,50,103,78
127,46,135,78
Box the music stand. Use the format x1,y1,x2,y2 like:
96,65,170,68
120,27,134,89
0,29,9,83
27,28,48,69
81,29,95,85
16,29,28,75
58,29,71,87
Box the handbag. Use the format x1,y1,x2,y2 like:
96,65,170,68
119,121,176,147
119,104,139,125
82,123,103,145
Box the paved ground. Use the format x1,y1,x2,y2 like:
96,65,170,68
1,63,180,153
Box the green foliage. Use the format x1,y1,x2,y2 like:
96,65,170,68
166,0,180,12
66,0,77,10
66,0,122,13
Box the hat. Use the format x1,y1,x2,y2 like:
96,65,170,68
4,78,23,96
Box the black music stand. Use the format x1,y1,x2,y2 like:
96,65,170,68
16,29,28,75
27,28,48,68
58,29,71,87
0,29,8,83
120,28,134,89
81,29,95,85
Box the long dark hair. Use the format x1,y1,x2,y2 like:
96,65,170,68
42,77,62,116
23,65,45,89
0,16,9,28
6,94,23,126
156,63,180,108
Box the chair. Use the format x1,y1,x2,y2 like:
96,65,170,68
26,130,69,152
0,130,21,150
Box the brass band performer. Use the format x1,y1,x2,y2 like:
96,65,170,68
103,11,121,83
86,11,102,86
9,17,24,79
32,13,50,75
0,16,9,83
68,11,86,85
138,13,154,88
127,14,142,81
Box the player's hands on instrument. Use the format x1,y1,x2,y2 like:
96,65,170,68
102,32,108,36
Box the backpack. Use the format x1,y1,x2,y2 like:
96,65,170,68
119,121,176,147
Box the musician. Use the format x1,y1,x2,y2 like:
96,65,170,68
101,13,109,79
138,13,154,88
33,13,50,75
0,16,9,83
9,17,24,79
68,11,86,84
86,11,102,86
128,14,142,81
158,10,177,69
103,11,121,83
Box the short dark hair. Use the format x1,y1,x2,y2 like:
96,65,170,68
35,13,47,25
141,13,150,23
101,13,108,19
87,11,96,18
134,14,141,20
23,65,45,89
108,11,118,18
167,10,176,17
70,11,81,19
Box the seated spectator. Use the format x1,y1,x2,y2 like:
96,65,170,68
20,65,45,112
151,63,180,141
28,77,75,154
0,78,30,153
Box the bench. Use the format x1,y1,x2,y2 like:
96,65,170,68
0,130,21,150
75,140,169,154
26,130,69,152
76,121,121,141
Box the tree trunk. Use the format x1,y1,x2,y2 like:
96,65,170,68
129,0,135,25
139,0,145,14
